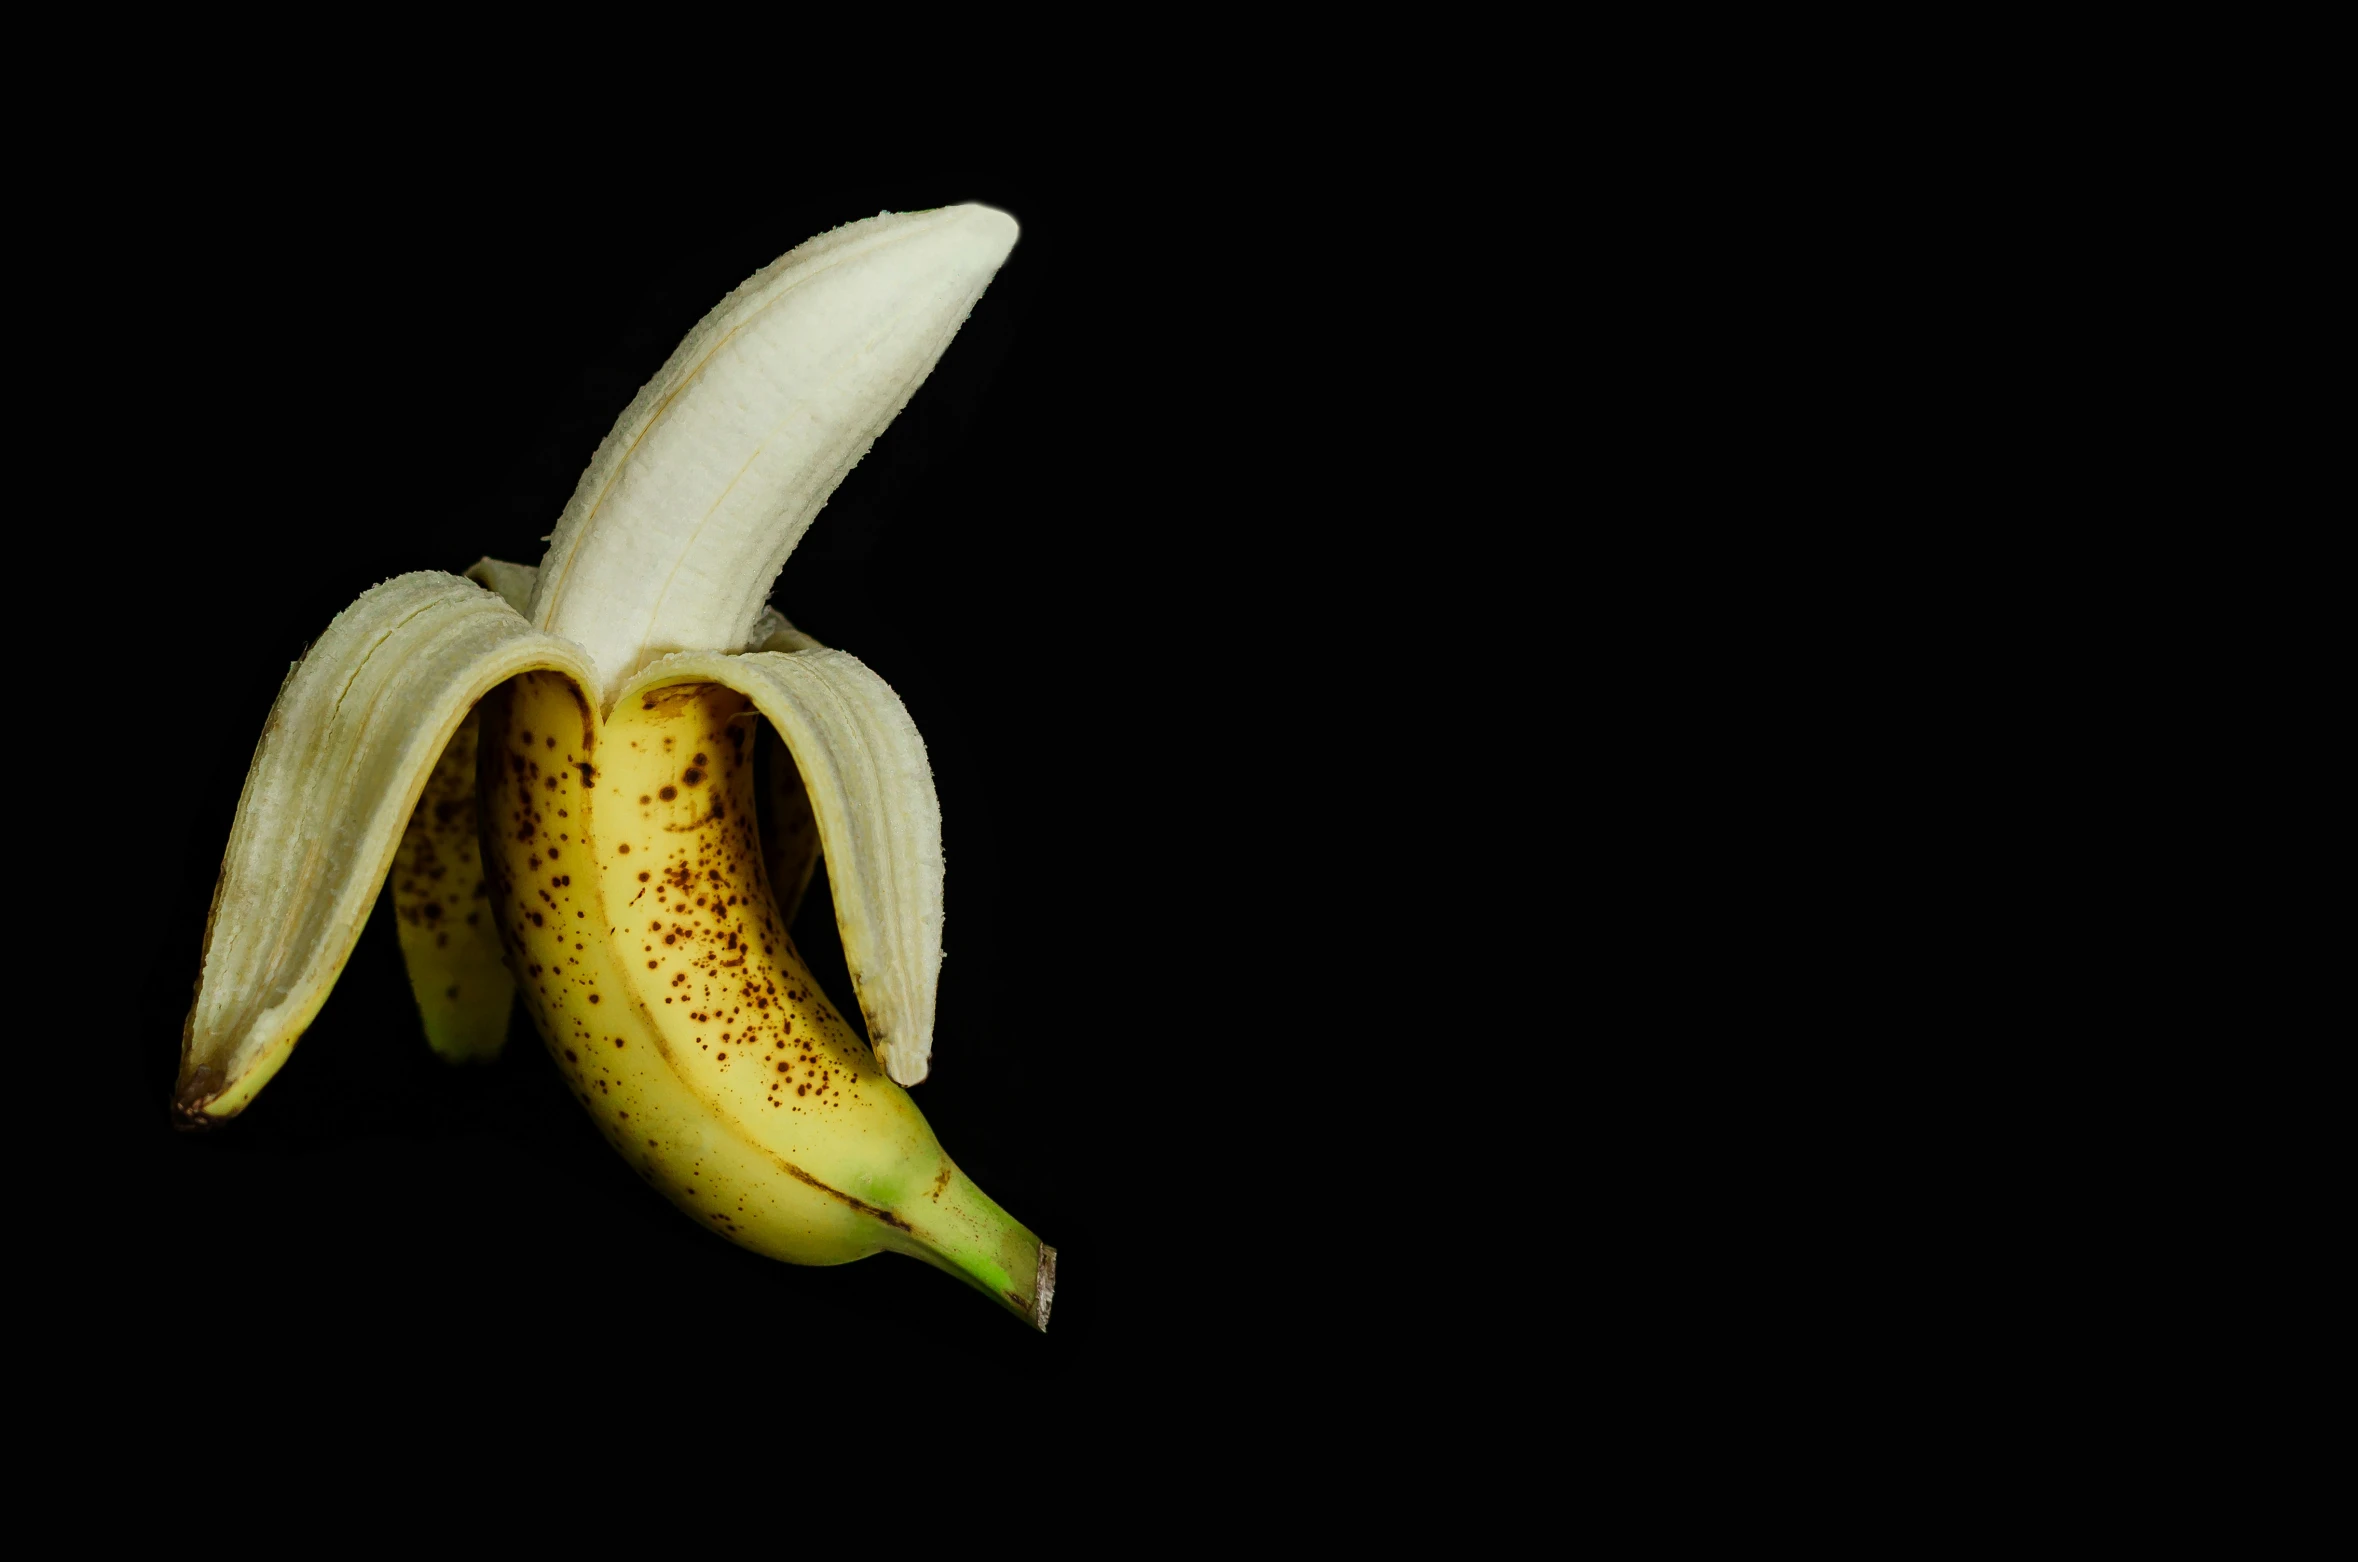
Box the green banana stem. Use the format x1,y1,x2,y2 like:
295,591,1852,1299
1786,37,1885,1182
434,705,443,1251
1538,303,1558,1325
891,1165,1056,1331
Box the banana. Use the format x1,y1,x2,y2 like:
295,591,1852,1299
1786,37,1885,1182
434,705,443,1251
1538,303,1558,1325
173,203,1052,1327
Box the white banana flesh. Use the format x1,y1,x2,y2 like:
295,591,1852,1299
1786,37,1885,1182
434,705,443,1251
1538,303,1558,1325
529,204,1019,706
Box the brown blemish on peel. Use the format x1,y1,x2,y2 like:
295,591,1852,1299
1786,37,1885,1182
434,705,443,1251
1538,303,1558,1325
169,1063,228,1130
774,1158,912,1231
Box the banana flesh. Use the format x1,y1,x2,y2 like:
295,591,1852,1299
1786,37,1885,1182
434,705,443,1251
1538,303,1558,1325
529,205,1020,704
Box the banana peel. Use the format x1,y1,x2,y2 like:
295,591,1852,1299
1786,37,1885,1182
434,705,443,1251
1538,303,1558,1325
172,204,1052,1329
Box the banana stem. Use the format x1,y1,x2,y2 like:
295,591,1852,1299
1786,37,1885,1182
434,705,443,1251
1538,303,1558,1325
891,1163,1056,1332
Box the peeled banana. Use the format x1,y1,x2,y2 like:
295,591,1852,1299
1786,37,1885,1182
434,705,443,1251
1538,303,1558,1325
172,204,1052,1328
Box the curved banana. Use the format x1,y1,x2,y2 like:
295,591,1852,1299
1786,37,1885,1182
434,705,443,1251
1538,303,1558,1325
173,204,1052,1327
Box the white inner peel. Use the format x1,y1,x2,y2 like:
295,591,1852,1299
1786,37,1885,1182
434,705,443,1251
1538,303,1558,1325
180,573,595,1111
526,204,1018,708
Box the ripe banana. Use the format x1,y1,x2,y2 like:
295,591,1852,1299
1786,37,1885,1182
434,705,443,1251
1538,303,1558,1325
173,203,1052,1327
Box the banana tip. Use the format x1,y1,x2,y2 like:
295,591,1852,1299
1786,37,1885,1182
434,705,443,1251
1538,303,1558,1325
1033,1243,1056,1333
170,1066,227,1132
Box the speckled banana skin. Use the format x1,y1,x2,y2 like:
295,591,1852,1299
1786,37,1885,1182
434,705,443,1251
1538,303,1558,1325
478,670,1046,1320
386,710,514,1063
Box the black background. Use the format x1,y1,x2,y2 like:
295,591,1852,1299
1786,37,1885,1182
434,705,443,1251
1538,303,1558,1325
70,149,1309,1422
